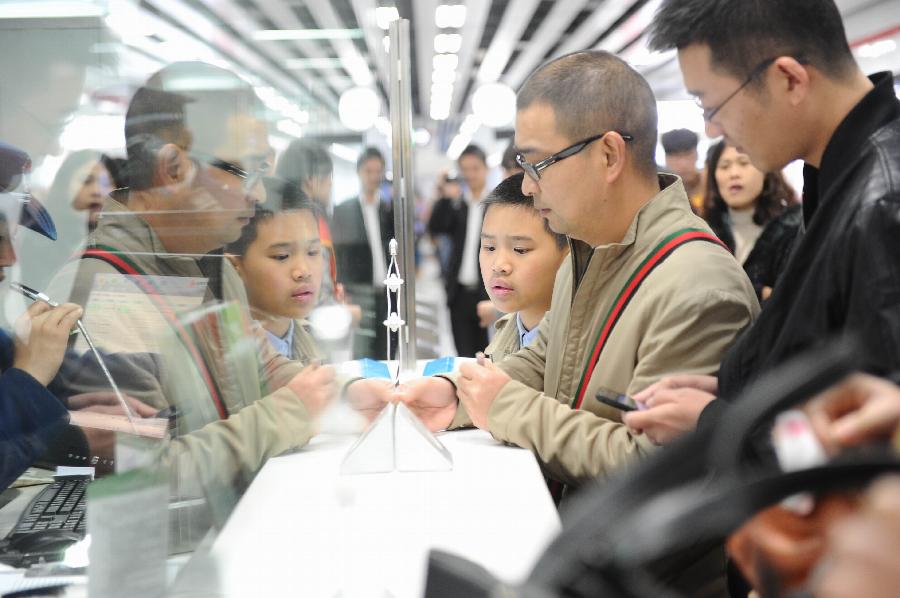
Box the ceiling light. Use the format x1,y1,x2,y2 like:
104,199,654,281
431,83,454,98
330,143,358,163
413,128,431,146
285,58,345,70
338,87,380,131
430,104,450,121
434,33,462,54
383,35,391,54
0,1,103,18
433,53,459,72
375,6,400,30
277,119,304,138
432,70,457,84
471,83,515,128
252,29,364,41
857,39,897,59
435,5,467,29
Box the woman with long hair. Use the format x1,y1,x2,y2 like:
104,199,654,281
703,140,802,301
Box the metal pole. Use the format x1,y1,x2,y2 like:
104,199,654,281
388,19,417,372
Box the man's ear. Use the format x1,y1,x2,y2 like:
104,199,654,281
601,133,629,184
773,56,810,108
154,143,191,188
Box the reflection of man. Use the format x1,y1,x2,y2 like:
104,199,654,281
51,62,336,493
625,0,900,445
332,147,394,359
661,128,703,214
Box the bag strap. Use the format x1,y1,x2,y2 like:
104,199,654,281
81,245,229,419
571,229,727,410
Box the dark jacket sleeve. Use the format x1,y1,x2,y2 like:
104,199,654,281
0,368,69,490
428,198,456,236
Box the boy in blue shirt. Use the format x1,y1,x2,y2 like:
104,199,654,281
479,173,568,362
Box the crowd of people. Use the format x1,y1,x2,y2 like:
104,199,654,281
1,0,899,596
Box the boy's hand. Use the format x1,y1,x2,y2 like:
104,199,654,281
394,377,458,431
287,362,337,418
476,300,498,328
13,301,83,386
457,358,511,430
345,378,393,422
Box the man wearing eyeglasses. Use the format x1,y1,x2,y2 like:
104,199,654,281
42,62,341,498
624,0,900,447
400,50,756,495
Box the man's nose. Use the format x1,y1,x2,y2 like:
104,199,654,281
705,119,724,139
521,173,539,198
246,177,266,205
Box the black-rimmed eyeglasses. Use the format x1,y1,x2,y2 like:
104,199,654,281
194,154,270,193
515,131,634,182
695,57,780,122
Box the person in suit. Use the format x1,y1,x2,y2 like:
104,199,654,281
427,144,491,357
332,147,395,359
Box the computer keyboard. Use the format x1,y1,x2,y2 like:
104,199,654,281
9,477,88,537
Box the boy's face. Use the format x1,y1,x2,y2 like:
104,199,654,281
479,204,565,318
235,210,323,321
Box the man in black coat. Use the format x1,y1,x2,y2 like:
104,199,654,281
332,147,395,359
427,144,491,357
625,0,900,444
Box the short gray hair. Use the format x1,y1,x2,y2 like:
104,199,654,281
517,50,658,177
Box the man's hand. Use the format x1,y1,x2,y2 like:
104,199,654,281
68,392,158,418
805,373,900,451
13,301,83,386
632,374,718,403
394,377,458,432
345,378,393,423
287,362,337,418
812,476,900,598
476,300,498,329
623,386,716,445
457,358,511,430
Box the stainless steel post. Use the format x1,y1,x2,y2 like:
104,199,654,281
388,19,417,371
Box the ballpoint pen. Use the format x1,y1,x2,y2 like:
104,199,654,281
10,281,140,431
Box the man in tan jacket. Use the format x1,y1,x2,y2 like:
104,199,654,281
400,50,758,490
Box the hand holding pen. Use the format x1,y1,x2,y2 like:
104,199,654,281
12,300,83,386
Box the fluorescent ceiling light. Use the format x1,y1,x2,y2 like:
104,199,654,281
0,1,104,18
375,6,400,30
434,33,462,54
432,70,457,84
330,143,358,163
252,29,364,41
277,119,304,138
435,5,467,29
856,39,897,59
433,53,459,72
285,58,345,70
431,82,453,97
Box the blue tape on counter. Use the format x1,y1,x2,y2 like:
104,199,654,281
359,358,392,379
423,356,455,376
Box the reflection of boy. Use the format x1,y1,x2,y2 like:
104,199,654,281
226,179,323,363
478,173,568,363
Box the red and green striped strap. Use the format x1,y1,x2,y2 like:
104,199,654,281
81,245,229,420
570,228,727,410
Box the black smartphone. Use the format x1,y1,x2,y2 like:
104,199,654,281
594,391,641,412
